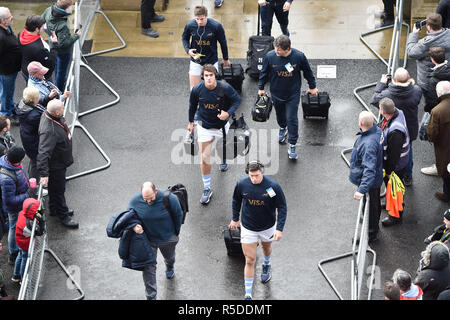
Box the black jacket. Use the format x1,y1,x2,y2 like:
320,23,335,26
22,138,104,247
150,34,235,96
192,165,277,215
370,79,422,141
423,62,450,112
19,30,57,79
0,26,22,75
437,0,450,28
106,209,156,271
415,241,450,300
37,111,73,176
15,100,46,160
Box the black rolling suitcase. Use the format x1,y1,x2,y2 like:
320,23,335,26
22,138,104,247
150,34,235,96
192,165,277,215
219,63,245,93
301,92,331,119
223,228,243,256
246,6,274,80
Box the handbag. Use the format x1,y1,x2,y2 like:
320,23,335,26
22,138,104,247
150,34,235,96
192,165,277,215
419,112,431,141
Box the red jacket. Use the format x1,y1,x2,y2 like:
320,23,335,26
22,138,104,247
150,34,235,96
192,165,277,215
15,198,43,250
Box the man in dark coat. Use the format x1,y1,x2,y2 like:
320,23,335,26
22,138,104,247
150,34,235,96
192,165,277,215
19,14,58,81
415,241,450,300
349,111,384,242
423,46,450,113
370,67,422,186
437,0,450,28
0,7,21,125
427,80,450,203
37,99,78,228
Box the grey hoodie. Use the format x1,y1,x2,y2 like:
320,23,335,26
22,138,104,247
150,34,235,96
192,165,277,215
406,28,450,87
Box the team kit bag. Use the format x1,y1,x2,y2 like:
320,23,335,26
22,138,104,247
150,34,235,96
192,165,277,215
223,227,244,256
218,63,245,93
301,92,331,119
163,184,189,226
251,94,272,122
246,5,274,80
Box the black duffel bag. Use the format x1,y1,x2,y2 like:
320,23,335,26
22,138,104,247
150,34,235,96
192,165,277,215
251,94,272,122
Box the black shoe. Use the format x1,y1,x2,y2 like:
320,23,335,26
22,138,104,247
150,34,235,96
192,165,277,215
65,209,74,217
381,215,401,227
403,175,412,187
141,28,159,38
368,235,379,244
151,15,165,23
60,216,79,229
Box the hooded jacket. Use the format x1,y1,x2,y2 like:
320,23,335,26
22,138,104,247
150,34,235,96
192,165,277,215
370,79,422,141
414,241,450,300
0,132,15,157
15,100,46,160
42,4,79,54
407,28,450,87
437,0,450,28
0,155,29,214
18,29,57,79
106,209,156,271
15,198,45,251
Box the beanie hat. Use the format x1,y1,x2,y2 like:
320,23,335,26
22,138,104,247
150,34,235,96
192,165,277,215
444,209,450,221
7,146,26,164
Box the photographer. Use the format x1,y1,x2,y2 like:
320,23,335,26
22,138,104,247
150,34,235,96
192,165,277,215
406,13,450,89
370,68,422,186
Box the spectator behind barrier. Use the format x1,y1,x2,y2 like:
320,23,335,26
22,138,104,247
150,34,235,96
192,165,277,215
437,0,450,28
383,280,401,300
0,114,15,156
426,81,450,203
424,209,450,247
0,6,22,125
0,146,30,268
19,14,58,82
15,87,46,181
415,241,450,300
392,268,423,300
370,67,422,186
407,13,450,89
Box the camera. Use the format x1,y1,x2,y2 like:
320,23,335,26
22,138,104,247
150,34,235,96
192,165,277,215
415,19,426,30
386,74,392,83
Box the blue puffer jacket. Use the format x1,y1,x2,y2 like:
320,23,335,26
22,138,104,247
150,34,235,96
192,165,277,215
349,124,384,194
0,155,29,214
106,209,156,271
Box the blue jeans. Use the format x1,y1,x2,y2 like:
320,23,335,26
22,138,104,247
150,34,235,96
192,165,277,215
55,53,72,92
0,72,18,117
13,248,28,279
260,2,290,37
272,93,300,145
405,142,413,178
8,211,19,256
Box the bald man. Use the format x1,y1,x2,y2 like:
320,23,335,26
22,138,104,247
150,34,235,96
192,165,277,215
37,99,78,228
370,67,422,186
128,181,183,300
427,81,450,203
349,111,384,242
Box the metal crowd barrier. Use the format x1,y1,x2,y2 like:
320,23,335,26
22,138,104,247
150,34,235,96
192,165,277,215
318,194,377,300
17,186,85,300
18,0,124,299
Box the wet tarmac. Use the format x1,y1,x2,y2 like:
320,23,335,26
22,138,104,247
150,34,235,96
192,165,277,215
1,57,448,301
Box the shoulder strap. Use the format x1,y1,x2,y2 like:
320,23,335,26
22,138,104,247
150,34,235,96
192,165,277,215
163,190,179,236
0,167,18,184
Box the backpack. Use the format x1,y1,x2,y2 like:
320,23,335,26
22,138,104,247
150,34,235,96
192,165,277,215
251,94,273,122
163,184,189,233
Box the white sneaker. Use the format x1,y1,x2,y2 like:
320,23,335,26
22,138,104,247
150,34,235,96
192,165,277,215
421,164,438,176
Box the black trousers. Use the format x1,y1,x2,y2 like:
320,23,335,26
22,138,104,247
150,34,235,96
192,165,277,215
368,187,381,239
141,0,156,29
382,0,395,20
443,176,450,198
48,168,69,219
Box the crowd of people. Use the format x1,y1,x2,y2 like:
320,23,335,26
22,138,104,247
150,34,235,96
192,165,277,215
0,0,449,301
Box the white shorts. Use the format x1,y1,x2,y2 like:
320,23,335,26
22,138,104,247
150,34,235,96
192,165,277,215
196,121,230,143
240,224,277,244
189,61,219,76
